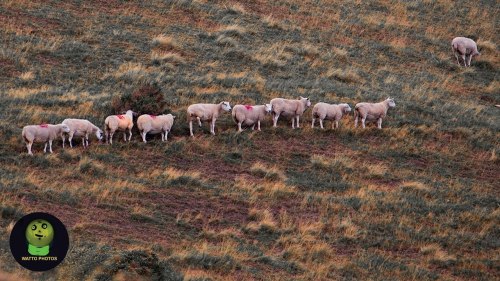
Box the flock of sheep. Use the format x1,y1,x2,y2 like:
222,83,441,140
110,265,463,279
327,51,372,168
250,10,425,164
21,36,481,155
21,97,396,155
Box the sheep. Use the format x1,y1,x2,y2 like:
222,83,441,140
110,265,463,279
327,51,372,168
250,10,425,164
232,104,272,132
270,97,311,128
137,114,175,143
311,102,352,129
22,123,70,155
187,102,232,136
354,98,396,129
61,119,103,148
451,37,481,67
104,110,135,144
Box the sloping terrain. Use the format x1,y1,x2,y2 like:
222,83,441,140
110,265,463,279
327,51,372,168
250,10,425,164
0,0,498,280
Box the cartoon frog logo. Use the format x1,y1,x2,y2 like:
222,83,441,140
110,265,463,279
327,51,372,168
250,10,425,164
25,220,54,256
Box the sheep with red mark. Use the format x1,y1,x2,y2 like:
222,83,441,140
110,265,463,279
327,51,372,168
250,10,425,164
22,123,70,155
232,104,272,132
104,110,135,144
137,114,175,143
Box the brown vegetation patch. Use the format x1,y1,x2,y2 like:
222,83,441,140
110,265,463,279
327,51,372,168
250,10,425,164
36,54,60,66
0,58,19,77
0,7,61,35
147,188,249,232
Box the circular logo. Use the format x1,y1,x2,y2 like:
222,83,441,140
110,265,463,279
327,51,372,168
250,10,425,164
9,212,69,271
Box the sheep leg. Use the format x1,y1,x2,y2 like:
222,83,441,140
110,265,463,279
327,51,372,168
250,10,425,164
319,119,324,129
377,118,382,129
272,113,279,127
291,117,295,129
467,54,472,67
189,120,194,137
257,121,261,131
251,124,255,131
335,121,339,129
109,131,114,144
164,131,169,141
211,119,216,135
197,117,202,127
296,116,300,128
123,132,126,142
62,135,66,149
44,143,47,153
27,142,33,155
311,117,315,128
142,131,147,143
461,54,466,67
354,112,358,128
104,131,108,144
362,117,366,129
454,52,460,66
128,128,132,142
161,131,165,141
49,140,53,153
68,132,74,148
238,122,243,132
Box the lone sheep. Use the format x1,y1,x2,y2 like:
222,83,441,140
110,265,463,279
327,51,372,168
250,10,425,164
354,98,396,129
137,114,175,143
311,103,352,129
451,37,480,67
104,110,135,144
270,97,311,128
187,102,232,136
22,123,70,155
62,119,103,148
232,104,272,132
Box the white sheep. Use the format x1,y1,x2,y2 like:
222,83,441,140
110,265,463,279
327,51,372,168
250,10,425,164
311,102,352,129
270,97,311,128
187,102,232,136
61,119,103,148
137,114,175,143
22,124,70,155
104,110,135,144
232,104,272,132
451,37,481,67
354,98,396,129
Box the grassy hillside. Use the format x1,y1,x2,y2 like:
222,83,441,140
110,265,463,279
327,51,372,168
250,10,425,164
0,0,498,280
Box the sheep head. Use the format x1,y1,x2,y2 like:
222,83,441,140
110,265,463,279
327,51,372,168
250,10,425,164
221,101,232,111
299,96,311,107
264,104,272,113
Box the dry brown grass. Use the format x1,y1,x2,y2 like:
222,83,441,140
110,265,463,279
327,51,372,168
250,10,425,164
151,51,185,65
326,67,361,83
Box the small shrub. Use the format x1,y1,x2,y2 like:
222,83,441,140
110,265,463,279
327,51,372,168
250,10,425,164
96,250,182,281
111,84,168,115
224,152,242,164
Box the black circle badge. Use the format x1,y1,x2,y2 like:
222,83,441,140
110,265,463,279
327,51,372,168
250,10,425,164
9,212,69,271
